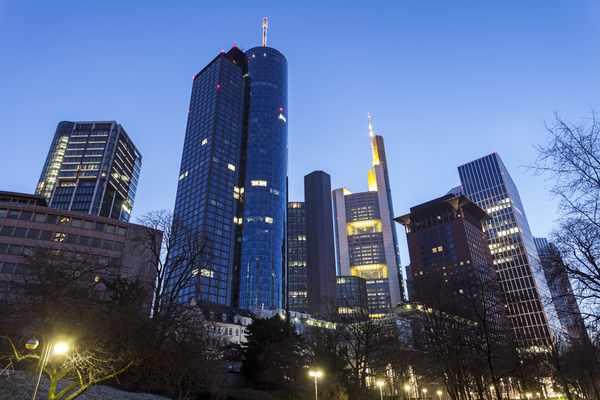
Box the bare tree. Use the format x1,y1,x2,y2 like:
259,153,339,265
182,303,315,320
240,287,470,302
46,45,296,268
0,210,222,400
530,109,600,320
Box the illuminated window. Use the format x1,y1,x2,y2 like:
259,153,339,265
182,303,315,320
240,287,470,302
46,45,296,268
265,217,273,223
251,180,267,186
228,163,235,171
200,269,214,278
202,138,208,145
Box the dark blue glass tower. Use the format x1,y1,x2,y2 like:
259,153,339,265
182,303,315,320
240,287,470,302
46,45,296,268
238,46,288,310
171,44,287,309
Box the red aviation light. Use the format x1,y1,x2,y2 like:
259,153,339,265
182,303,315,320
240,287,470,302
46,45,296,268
279,107,283,111
233,44,237,48
217,84,220,88
221,50,225,53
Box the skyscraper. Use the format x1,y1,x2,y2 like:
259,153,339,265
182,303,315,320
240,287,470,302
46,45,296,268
305,171,337,315
457,153,557,351
534,237,589,346
333,116,404,315
287,202,307,313
395,194,507,333
36,121,141,222
171,26,287,308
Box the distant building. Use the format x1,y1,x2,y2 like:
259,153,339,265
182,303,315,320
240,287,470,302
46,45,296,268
36,121,141,222
0,190,159,295
253,308,337,336
333,116,404,315
534,237,590,346
457,153,557,351
337,275,369,317
395,194,506,330
203,304,255,345
287,202,307,313
305,171,337,315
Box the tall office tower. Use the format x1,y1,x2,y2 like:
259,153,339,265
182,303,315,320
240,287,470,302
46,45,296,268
305,171,337,315
333,116,404,315
287,202,307,313
534,237,589,346
36,121,141,222
172,28,287,308
458,153,556,351
395,194,506,328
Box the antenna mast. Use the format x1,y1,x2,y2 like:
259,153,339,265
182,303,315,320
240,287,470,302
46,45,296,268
262,18,268,47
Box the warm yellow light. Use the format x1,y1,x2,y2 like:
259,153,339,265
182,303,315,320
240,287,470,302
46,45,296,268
437,391,442,395
377,381,384,387
349,264,387,280
346,219,382,235
54,343,68,354
405,386,410,391
309,370,322,378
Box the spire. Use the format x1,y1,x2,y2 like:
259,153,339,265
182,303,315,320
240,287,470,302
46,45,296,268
368,113,379,166
262,18,268,47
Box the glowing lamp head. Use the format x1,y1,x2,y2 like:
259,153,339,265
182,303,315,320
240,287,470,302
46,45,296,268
309,370,322,377
26,338,39,350
438,391,442,395
405,386,410,391
377,381,384,387
54,343,68,354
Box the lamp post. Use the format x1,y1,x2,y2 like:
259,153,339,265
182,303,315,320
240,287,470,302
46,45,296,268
28,340,68,400
490,386,494,400
405,385,411,400
309,370,322,400
377,381,384,400
423,388,427,399
437,390,442,400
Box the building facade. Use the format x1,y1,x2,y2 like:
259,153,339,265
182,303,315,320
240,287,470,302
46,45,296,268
171,40,287,309
0,191,158,295
534,237,589,346
337,275,369,317
395,194,507,331
36,121,141,222
457,153,557,351
287,202,307,313
305,171,337,315
333,117,404,315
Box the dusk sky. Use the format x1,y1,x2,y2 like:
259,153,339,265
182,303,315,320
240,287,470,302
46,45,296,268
2,1,599,271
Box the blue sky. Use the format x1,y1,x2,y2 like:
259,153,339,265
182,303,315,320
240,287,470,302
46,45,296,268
1,1,599,269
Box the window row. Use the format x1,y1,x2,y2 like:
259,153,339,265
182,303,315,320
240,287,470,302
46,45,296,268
0,209,127,235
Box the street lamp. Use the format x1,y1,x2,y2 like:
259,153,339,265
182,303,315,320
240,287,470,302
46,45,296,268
405,385,411,400
27,339,68,400
423,388,427,399
377,381,384,400
490,386,494,400
437,390,442,400
309,370,322,400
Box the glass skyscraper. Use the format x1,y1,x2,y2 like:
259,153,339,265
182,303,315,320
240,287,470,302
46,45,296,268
458,153,557,351
172,43,287,309
333,117,405,315
287,202,307,313
36,121,141,222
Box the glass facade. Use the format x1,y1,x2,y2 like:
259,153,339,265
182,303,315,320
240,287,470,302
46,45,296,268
238,46,288,310
36,121,140,222
287,202,307,313
171,45,287,309
458,153,556,351
171,48,248,306
534,237,589,346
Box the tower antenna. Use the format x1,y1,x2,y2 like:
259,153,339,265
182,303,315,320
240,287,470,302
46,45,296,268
262,18,268,47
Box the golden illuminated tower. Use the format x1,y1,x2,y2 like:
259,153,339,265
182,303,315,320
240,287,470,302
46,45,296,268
332,115,404,315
